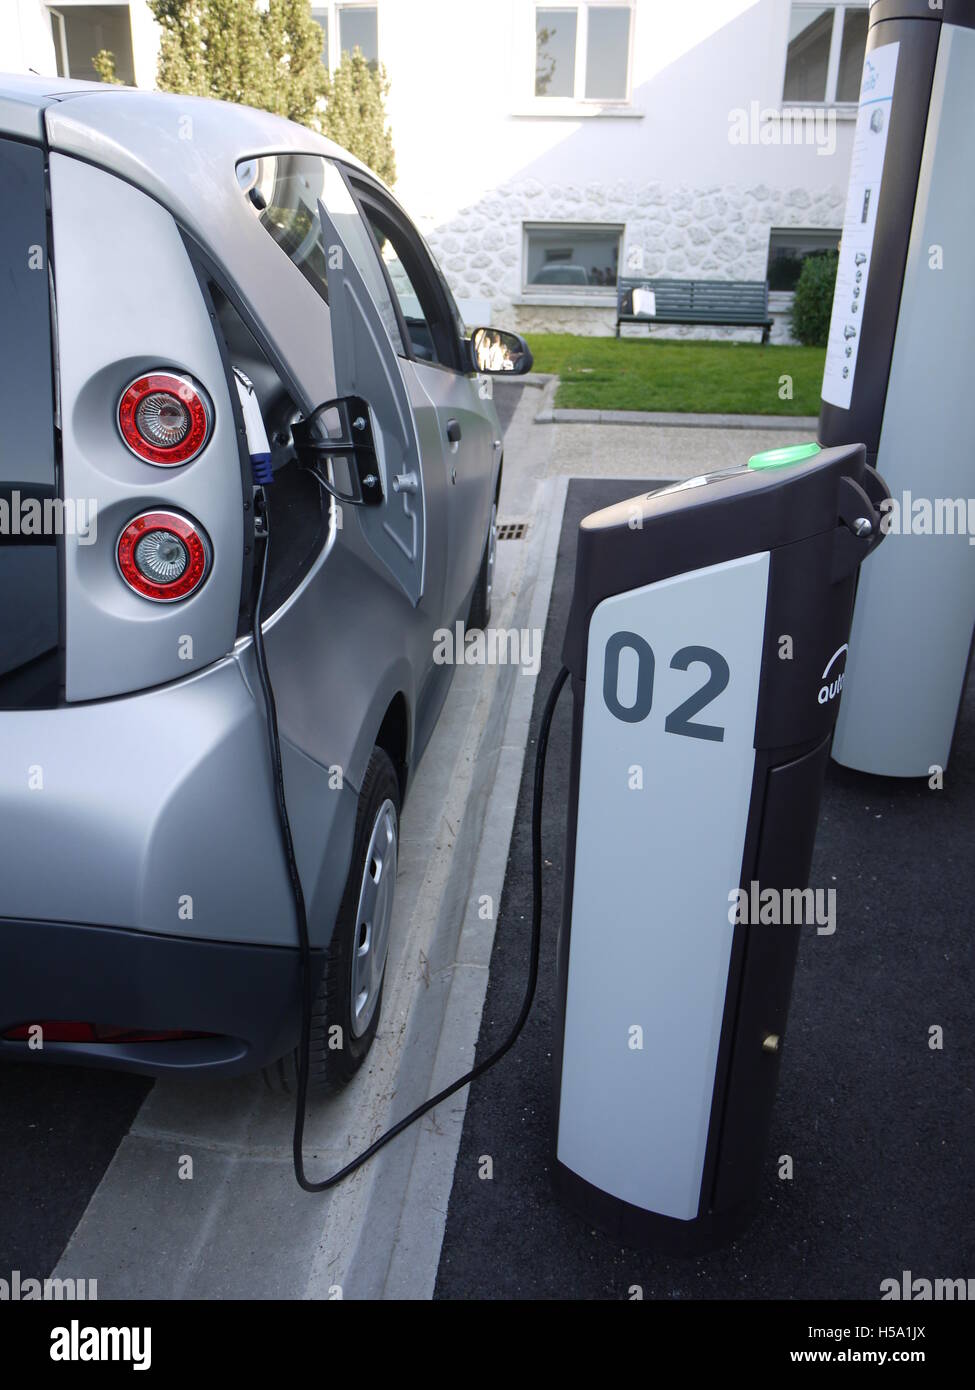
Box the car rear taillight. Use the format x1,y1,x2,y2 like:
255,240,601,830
117,371,212,465
116,510,212,603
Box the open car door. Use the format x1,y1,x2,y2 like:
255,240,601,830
291,194,426,607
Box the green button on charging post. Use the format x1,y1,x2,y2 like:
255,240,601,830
747,441,821,471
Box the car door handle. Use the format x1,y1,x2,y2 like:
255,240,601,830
446,418,462,444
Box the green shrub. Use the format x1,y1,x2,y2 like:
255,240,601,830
791,251,839,347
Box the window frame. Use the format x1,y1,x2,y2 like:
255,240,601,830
240,152,466,376
312,2,380,73
241,151,408,360
522,220,625,300
532,1,635,108
309,6,330,69
782,1,870,109
46,1,137,84
48,8,69,78
766,226,842,294
339,166,469,376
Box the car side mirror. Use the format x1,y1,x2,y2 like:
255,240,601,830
469,327,534,376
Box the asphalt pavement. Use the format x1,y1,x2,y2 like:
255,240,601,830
0,1062,150,1277
435,476,975,1300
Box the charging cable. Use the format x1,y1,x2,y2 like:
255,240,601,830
250,519,569,1192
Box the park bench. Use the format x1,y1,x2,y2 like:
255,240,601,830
616,277,773,343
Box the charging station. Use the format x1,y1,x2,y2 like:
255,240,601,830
821,0,975,776
552,443,888,1251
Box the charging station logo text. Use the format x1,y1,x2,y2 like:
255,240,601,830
818,645,848,706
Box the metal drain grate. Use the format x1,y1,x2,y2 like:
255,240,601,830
497,521,529,541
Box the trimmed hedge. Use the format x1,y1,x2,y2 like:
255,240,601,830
791,251,839,348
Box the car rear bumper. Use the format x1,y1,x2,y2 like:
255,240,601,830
0,656,357,952
0,916,321,1077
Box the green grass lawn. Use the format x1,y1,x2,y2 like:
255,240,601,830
525,334,826,416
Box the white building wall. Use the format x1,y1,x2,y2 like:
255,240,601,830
4,0,857,340
380,0,857,337
126,0,161,89
2,0,60,74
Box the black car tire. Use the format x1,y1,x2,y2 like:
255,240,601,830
264,746,400,1096
468,497,498,631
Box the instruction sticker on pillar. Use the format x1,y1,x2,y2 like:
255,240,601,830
822,42,900,410
558,551,770,1222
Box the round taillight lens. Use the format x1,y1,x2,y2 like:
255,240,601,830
117,372,212,466
116,511,211,602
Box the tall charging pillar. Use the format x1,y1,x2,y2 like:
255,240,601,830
552,444,887,1252
822,0,975,776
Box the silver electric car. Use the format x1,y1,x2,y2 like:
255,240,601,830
0,74,531,1090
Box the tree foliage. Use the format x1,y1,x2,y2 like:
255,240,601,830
92,49,123,84
321,49,396,184
148,0,328,129
535,26,557,95
147,3,396,177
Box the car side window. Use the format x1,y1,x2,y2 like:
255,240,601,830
239,153,405,356
345,175,465,372
364,216,439,363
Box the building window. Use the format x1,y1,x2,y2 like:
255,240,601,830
47,4,136,85
767,228,841,292
535,4,632,102
524,223,623,293
339,4,378,67
835,5,869,101
311,8,328,67
783,3,868,105
312,4,378,71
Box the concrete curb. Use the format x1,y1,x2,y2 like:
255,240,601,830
535,407,820,431
493,373,553,390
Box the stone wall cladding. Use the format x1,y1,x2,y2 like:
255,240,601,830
425,178,845,341
512,305,618,335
